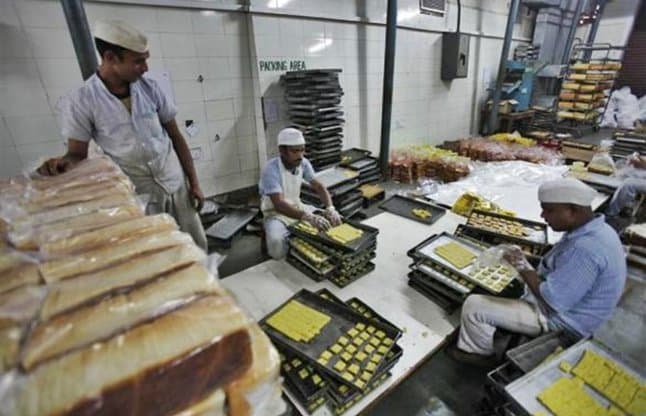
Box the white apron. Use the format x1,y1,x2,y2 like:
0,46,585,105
261,160,316,225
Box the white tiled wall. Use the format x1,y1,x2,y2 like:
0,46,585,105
0,0,257,195
1,0,534,194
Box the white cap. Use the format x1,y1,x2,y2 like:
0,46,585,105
94,20,148,53
277,128,305,146
538,178,596,206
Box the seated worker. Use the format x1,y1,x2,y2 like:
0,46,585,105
449,178,626,366
258,128,342,260
606,154,646,219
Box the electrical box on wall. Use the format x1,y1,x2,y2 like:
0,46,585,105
441,33,470,80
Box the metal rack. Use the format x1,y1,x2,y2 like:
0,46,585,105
556,42,626,137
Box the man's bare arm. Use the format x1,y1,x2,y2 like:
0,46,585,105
269,193,307,220
309,179,333,208
163,119,204,210
37,139,88,176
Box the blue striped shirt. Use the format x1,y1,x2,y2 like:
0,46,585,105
532,215,626,337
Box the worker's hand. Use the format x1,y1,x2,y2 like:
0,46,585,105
37,157,74,176
502,245,534,272
324,206,343,226
629,155,646,170
189,184,205,211
302,212,331,231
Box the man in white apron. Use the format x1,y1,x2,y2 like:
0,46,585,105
259,128,342,259
37,20,207,251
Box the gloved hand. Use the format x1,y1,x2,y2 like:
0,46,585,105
324,206,343,226
502,245,534,272
302,212,332,230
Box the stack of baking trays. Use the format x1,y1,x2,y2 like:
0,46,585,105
260,289,403,415
456,209,550,262
283,69,345,171
286,219,378,288
339,148,381,185
611,130,646,159
301,166,363,218
0,156,282,415
406,231,523,312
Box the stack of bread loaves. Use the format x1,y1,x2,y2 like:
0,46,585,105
0,157,282,416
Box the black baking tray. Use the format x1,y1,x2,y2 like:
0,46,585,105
408,263,470,302
287,250,335,276
339,201,364,219
328,261,376,288
284,378,328,414
288,220,379,253
346,157,378,172
296,234,376,263
467,209,549,246
455,224,547,258
286,252,334,282
339,148,372,166
345,297,402,336
327,371,392,414
279,348,329,405
260,289,400,390
379,195,446,225
408,271,461,312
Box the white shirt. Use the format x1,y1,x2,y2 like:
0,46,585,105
57,74,184,195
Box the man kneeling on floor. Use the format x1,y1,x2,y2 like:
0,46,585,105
449,178,626,366
259,128,342,260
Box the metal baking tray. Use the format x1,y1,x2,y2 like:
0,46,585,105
288,220,378,253
407,232,516,295
410,261,473,295
296,233,376,263
454,224,547,258
328,261,376,288
278,348,329,406
260,289,400,390
505,331,576,373
345,297,402,336
334,190,364,208
505,339,645,415
347,157,378,172
286,252,334,282
467,209,548,245
328,371,392,414
408,271,460,312
309,167,359,189
339,148,372,166
289,249,335,275
379,195,446,225
205,208,258,240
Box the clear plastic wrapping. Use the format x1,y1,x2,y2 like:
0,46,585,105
456,137,563,165
0,156,282,416
389,145,473,184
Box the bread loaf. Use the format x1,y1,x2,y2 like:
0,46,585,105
23,180,133,213
0,326,22,372
12,295,252,416
172,390,226,416
23,263,221,370
8,204,143,251
0,285,45,330
226,324,281,416
40,243,205,320
0,263,42,294
39,230,194,283
40,213,177,256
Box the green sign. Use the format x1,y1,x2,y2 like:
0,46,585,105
259,60,306,72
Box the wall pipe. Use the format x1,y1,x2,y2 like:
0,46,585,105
560,0,586,64
583,0,607,60
486,0,520,134
61,0,98,80
378,0,397,177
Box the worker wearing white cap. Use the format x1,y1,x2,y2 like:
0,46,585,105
38,20,207,251
448,178,626,366
258,128,342,260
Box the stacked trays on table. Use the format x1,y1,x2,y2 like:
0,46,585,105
262,289,404,415
301,167,363,218
287,220,378,288
611,130,646,159
283,69,345,171
406,231,522,312
340,148,381,185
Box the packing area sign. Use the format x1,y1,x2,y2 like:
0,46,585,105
259,60,306,72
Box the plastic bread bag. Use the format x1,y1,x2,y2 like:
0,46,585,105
225,324,284,416
0,249,43,294
38,229,196,283
37,213,178,258
7,204,145,251
0,293,255,416
0,285,47,331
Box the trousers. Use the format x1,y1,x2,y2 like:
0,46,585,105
457,294,549,355
264,217,290,260
145,181,208,252
607,177,646,216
